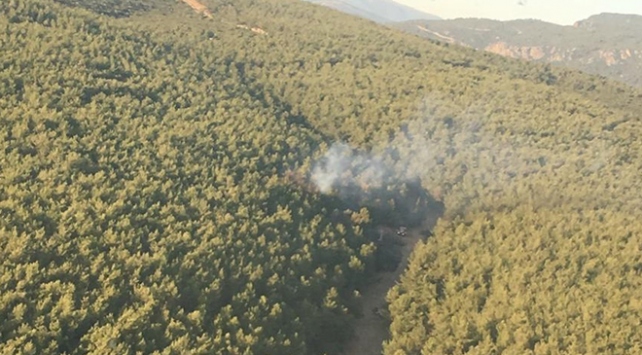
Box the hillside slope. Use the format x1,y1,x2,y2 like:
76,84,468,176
0,1,419,354
2,0,642,354
303,0,440,23
395,13,642,87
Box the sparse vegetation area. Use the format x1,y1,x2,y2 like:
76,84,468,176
393,14,642,88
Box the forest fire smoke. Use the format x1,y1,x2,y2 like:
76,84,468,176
311,142,388,195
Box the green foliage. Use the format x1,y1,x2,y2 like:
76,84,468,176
2,0,642,354
385,208,642,354
52,0,159,18
0,1,390,353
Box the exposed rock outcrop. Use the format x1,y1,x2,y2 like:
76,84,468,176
395,14,642,87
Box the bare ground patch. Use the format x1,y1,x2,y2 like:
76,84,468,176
342,214,440,355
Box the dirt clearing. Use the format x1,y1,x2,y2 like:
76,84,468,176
341,214,440,355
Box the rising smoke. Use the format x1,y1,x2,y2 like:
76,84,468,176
311,142,389,195
308,90,631,217
307,98,502,200
308,97,456,197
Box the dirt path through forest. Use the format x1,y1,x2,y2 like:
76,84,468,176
341,214,440,355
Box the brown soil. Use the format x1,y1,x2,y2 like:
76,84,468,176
341,215,440,355
180,0,212,18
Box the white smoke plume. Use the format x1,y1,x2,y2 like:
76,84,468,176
311,142,389,195
308,91,636,216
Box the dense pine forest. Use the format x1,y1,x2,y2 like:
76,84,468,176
1,0,642,354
